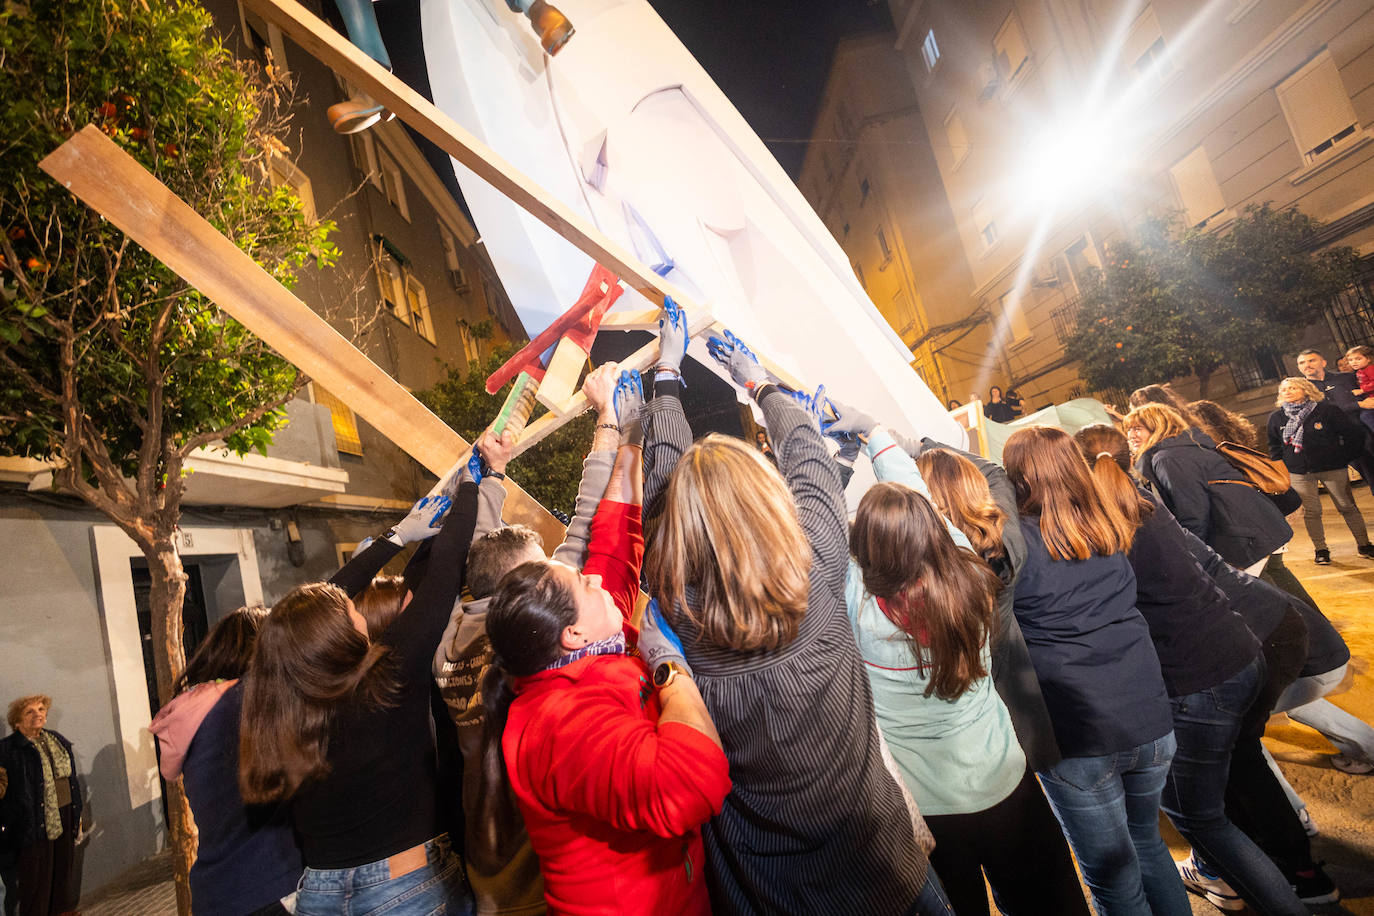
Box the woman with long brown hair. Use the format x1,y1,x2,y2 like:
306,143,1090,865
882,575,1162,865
239,435,494,916
1002,425,1187,916
844,424,1087,916
915,444,1060,773
639,306,952,914
1074,425,1309,915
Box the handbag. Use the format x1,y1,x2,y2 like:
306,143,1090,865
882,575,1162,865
1212,441,1291,495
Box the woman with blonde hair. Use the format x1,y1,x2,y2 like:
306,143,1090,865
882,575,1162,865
1125,403,1291,574
840,419,1086,916
1267,377,1372,565
1002,426,1186,916
640,305,952,913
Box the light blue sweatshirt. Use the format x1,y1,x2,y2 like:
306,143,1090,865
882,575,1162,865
845,428,1026,815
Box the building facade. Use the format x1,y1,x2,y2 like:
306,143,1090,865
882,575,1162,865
807,0,1374,419
0,0,525,895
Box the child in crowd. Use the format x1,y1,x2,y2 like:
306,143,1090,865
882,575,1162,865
1347,344,1374,435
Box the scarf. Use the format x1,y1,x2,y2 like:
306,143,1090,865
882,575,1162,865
32,730,70,841
543,631,627,672
1281,401,1317,453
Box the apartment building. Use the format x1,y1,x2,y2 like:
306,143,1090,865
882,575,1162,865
863,0,1374,414
0,0,524,894
798,33,982,405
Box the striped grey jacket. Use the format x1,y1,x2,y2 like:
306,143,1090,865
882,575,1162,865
643,380,930,914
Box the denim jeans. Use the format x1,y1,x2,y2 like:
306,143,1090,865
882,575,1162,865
1038,733,1190,916
907,868,957,916
297,835,472,916
1289,469,1371,550
1161,656,1306,916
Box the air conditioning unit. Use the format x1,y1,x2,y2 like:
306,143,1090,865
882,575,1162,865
449,268,470,294
977,62,1001,101
1032,261,1062,288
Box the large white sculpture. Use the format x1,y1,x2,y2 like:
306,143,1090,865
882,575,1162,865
420,0,966,450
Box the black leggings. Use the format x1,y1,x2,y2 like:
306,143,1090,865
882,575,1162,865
924,767,1090,916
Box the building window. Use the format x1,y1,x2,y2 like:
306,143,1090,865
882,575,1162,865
998,290,1032,346
842,221,851,238
1169,146,1227,228
349,132,381,189
893,288,917,335
312,384,363,456
876,226,894,265
404,276,435,344
1051,301,1079,343
378,148,410,220
859,177,871,205
922,29,940,72
1324,264,1374,351
972,200,998,251
944,108,970,168
266,155,317,223
441,229,469,293
378,254,405,319
458,322,482,365
853,260,867,290
1229,347,1285,392
1276,50,1360,164
993,14,1030,87
1124,7,1170,84
1063,235,1102,294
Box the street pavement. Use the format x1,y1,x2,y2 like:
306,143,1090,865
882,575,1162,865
79,488,1374,916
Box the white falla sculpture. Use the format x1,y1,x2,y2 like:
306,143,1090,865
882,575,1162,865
420,0,966,452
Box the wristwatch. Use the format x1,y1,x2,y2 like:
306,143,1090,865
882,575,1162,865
653,660,688,689
381,527,404,547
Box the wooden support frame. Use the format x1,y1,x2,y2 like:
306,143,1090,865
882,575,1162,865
243,0,813,449
39,126,565,547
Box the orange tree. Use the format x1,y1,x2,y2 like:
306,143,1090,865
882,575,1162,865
0,2,335,909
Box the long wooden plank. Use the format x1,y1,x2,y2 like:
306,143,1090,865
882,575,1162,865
39,126,565,547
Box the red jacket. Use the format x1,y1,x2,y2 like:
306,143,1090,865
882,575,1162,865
504,501,730,915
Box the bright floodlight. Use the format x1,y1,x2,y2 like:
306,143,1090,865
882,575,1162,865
1013,119,1118,215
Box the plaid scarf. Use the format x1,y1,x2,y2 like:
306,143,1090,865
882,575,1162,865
1281,400,1317,453
543,631,627,672
32,730,70,841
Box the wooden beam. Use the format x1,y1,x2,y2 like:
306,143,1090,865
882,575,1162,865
599,308,663,332
39,126,565,548
534,338,588,418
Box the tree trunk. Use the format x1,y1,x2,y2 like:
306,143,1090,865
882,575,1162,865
145,537,197,916
1196,368,1212,400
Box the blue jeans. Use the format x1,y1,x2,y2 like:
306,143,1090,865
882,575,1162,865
907,868,956,916
1161,656,1306,916
297,835,472,916
1039,733,1190,916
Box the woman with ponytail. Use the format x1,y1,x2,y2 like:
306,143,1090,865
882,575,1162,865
481,369,729,916
1074,425,1308,915
1002,425,1187,916
238,435,490,916
846,436,1088,916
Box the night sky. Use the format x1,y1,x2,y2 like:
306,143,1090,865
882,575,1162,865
373,0,889,180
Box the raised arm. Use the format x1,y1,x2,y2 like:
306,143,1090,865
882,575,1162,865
329,493,450,598
551,363,622,568
642,298,693,532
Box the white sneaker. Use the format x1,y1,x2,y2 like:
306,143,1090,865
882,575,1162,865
1331,754,1374,774
1177,853,1244,911
1298,806,1319,836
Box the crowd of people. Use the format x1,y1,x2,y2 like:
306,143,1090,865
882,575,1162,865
4,318,1373,916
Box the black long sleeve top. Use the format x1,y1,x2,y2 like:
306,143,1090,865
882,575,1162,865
293,480,479,868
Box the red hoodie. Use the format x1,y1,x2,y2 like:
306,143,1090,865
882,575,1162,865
504,501,730,915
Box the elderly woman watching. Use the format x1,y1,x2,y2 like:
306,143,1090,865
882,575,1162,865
0,695,83,916
1267,376,1373,565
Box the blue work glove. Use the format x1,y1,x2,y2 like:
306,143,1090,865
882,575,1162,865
656,296,689,375
389,494,452,545
614,368,645,448
466,448,485,487
785,384,828,432
822,398,878,442
638,598,691,675
706,329,770,393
